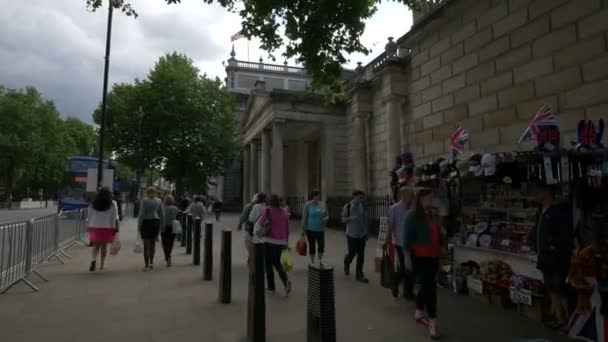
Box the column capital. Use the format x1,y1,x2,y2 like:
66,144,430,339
381,94,406,106
352,111,372,122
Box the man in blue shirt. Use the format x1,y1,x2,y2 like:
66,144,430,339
342,190,369,283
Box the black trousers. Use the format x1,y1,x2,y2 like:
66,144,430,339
215,210,221,221
161,226,176,261
265,243,288,291
306,230,325,255
414,255,439,319
344,236,366,275
394,246,415,297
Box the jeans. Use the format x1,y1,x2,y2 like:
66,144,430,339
394,246,415,297
306,230,325,255
344,236,366,276
161,227,175,261
265,243,288,291
414,255,439,319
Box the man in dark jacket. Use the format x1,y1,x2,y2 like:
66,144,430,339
529,183,573,329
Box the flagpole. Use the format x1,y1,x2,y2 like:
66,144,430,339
247,39,250,62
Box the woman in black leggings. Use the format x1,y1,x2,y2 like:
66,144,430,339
301,190,328,265
403,188,441,340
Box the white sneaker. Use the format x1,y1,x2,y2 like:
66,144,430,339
429,319,440,340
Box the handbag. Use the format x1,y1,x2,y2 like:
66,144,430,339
296,235,307,256
133,234,143,254
258,208,271,237
172,219,182,235
110,238,121,255
380,249,396,289
281,248,294,272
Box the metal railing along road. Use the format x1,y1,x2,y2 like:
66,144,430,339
0,209,88,294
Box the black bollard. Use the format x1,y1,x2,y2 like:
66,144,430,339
180,212,187,247
246,242,265,342
193,218,202,265
307,265,336,342
186,214,193,255
219,229,232,303
202,222,213,280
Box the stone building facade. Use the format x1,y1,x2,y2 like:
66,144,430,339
347,0,608,197
235,0,608,203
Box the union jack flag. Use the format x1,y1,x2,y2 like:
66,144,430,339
230,30,244,42
450,125,469,159
518,104,559,144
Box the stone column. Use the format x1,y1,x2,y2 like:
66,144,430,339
216,176,225,202
249,141,259,196
296,141,310,199
321,123,336,201
243,146,250,204
386,96,402,172
261,130,271,196
352,113,368,192
271,120,285,196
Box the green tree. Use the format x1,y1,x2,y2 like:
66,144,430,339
85,0,423,93
0,86,78,199
63,117,97,157
94,52,239,199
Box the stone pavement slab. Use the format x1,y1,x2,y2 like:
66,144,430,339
0,214,570,342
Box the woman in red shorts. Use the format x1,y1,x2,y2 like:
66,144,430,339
87,188,119,272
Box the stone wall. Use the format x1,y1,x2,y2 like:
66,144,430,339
399,0,608,163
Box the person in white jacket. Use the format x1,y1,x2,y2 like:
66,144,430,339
87,188,119,272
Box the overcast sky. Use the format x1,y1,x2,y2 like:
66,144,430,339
0,0,412,124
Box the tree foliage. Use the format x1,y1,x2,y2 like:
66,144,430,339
94,52,239,198
85,0,423,92
0,86,97,199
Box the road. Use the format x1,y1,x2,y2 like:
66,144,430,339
0,208,57,224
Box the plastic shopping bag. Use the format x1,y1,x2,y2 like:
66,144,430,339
134,235,143,254
296,236,307,256
281,249,294,272
110,238,121,255
172,219,183,235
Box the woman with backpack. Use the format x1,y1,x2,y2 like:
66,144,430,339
87,188,120,272
254,194,292,297
301,189,328,265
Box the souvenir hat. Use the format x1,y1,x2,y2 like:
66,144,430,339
481,153,497,176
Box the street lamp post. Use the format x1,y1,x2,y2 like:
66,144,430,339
97,0,115,190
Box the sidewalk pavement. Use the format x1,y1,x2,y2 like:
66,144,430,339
0,214,569,342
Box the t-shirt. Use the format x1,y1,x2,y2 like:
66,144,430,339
342,201,367,238
411,218,441,258
306,203,324,232
388,201,410,247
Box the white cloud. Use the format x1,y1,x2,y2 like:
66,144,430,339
0,0,412,123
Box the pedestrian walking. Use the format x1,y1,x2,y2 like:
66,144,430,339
529,183,573,331
188,196,207,221
301,189,328,265
238,194,257,231
255,194,292,297
342,190,369,283
87,188,119,272
161,194,179,267
138,186,165,271
114,191,123,221
403,187,441,340
280,197,291,218
246,193,267,265
388,184,416,300
212,198,223,222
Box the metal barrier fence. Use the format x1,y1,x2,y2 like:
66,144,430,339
285,196,306,219
0,209,88,294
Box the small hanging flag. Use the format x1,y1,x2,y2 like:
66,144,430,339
450,125,469,160
518,104,560,151
231,30,244,42
572,119,605,150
